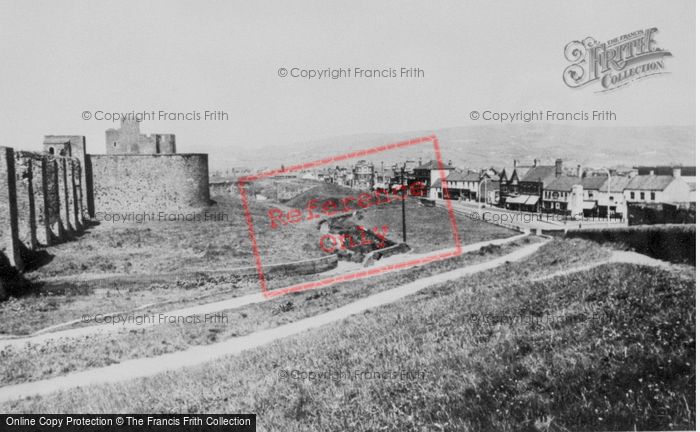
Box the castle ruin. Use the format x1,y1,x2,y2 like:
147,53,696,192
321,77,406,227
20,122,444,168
0,122,211,297
105,118,176,155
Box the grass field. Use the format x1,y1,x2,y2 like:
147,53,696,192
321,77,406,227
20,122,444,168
277,181,516,253
27,194,325,278
350,197,512,253
0,236,542,385
3,238,675,432
1,184,519,336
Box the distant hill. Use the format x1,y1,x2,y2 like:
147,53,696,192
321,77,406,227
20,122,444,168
236,124,695,171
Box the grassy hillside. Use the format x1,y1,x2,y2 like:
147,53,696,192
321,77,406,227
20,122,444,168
0,236,538,385
351,197,514,252
27,195,324,278
283,183,358,208
5,239,692,432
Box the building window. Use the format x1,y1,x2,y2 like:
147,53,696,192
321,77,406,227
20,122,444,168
630,192,635,199
651,192,655,200
588,192,594,199
640,192,645,200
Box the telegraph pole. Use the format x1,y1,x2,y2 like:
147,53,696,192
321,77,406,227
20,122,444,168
400,164,407,243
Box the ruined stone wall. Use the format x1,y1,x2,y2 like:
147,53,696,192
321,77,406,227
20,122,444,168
14,152,37,250
0,142,211,298
0,147,21,273
44,157,62,240
88,154,210,214
0,147,84,294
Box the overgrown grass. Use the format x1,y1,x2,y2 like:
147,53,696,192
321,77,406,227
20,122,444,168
0,236,541,385
2,238,673,432
27,195,325,278
4,194,524,335
351,197,514,253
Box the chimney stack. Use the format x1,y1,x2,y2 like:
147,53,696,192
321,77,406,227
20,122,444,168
533,159,539,167
673,167,681,178
555,158,563,178
576,164,582,178
513,159,518,168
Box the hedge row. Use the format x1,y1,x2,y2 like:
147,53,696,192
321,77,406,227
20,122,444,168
565,224,695,265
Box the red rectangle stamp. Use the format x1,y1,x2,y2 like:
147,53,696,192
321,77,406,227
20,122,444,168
237,134,462,298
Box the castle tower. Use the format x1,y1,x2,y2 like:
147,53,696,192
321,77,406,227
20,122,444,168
43,137,72,156
105,119,175,155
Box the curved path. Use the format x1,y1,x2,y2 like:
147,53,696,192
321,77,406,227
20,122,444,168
0,239,545,403
529,249,672,282
0,233,528,349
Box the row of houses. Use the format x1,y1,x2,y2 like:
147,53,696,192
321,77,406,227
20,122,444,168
420,159,695,219
299,158,695,219
300,159,425,190
497,160,694,218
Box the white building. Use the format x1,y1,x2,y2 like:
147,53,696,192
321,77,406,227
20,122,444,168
624,169,694,204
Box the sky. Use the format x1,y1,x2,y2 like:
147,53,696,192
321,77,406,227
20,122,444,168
0,0,695,170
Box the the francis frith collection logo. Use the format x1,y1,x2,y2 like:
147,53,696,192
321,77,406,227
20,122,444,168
563,28,672,92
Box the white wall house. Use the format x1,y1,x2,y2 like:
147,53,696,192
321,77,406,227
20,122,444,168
598,176,631,219
624,172,694,204
542,176,581,215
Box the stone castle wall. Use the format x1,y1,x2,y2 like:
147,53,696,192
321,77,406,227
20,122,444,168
0,148,85,298
87,154,210,214
0,143,210,298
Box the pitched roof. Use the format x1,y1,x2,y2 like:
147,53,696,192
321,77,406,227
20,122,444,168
464,172,482,182
514,166,532,179
520,166,557,185
501,165,533,182
599,176,631,193
416,160,455,170
545,176,581,192
635,166,696,176
581,176,608,190
624,175,676,191
444,169,469,181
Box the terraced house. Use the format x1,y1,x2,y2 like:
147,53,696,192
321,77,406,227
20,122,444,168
414,159,455,199
580,175,609,217
542,175,583,215
624,168,694,204
431,169,499,203
502,159,561,212
597,176,631,219
431,169,479,200
498,160,535,207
